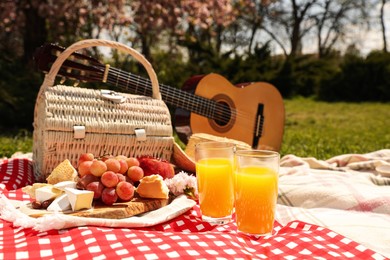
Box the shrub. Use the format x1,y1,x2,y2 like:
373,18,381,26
0,58,42,129
272,54,340,98
318,51,390,101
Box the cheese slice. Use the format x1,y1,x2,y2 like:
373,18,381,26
47,193,71,212
65,188,94,211
35,186,62,202
22,183,52,199
53,181,77,191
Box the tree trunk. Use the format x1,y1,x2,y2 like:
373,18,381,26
22,0,47,64
380,0,388,52
140,33,152,63
290,18,302,57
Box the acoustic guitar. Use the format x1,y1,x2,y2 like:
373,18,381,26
34,44,285,151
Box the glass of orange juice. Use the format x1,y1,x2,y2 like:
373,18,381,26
234,150,279,236
195,141,235,224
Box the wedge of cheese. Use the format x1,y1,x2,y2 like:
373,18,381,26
35,186,62,203
47,193,71,212
53,181,77,191
65,188,94,211
22,183,52,199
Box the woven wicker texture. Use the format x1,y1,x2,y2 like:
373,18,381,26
33,39,174,182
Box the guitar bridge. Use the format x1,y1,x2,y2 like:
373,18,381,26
252,104,264,148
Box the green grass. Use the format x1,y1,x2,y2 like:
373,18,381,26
1,98,389,160
0,128,33,158
280,97,390,159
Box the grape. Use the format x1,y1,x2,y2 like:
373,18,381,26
101,187,118,205
31,200,42,209
116,181,135,201
77,174,99,189
105,158,121,173
74,153,151,206
127,166,144,183
125,157,140,168
101,171,119,188
117,159,129,174
78,160,93,177
86,181,104,199
116,173,126,183
41,199,54,209
90,160,108,177
78,153,94,166
115,155,128,160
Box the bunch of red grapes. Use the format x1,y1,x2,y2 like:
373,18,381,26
76,153,145,205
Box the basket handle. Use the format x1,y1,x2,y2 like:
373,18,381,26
36,39,162,100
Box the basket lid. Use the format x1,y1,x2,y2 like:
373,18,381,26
42,85,172,137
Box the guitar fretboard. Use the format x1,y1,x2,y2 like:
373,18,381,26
107,67,231,123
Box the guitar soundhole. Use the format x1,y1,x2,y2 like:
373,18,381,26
209,94,235,133
214,101,231,126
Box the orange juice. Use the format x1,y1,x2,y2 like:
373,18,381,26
235,166,278,235
196,158,234,218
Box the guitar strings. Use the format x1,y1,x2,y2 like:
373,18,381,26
107,67,255,125
106,68,214,116
101,66,253,126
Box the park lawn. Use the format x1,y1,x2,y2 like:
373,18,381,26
0,128,33,158
280,97,390,159
1,98,389,160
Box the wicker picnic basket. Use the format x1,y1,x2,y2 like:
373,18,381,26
32,39,188,182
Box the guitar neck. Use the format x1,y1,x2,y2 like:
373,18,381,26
107,67,220,120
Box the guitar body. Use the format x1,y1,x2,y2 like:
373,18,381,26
174,73,285,151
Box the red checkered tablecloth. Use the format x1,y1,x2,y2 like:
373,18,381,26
0,158,387,259
0,158,34,191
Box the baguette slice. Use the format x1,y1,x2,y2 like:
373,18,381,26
136,175,169,199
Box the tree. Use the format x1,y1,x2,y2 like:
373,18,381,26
231,0,276,54
178,0,237,62
259,0,371,58
126,0,241,63
127,0,182,61
313,0,369,58
0,0,26,59
0,0,130,129
262,0,318,57
380,0,388,52
0,0,129,61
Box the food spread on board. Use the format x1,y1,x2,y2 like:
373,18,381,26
22,153,196,219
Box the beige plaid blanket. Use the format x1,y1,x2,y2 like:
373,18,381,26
277,149,390,257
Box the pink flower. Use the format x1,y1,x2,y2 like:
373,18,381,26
165,171,198,200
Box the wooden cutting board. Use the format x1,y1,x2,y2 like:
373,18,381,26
19,196,170,219
70,197,170,219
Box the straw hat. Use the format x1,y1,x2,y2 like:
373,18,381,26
172,133,253,174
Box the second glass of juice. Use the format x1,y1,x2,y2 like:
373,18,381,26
195,141,235,224
234,150,279,236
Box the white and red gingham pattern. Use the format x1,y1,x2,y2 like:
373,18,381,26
0,158,387,259
0,158,34,190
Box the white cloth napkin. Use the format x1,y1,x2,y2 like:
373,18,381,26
0,194,195,232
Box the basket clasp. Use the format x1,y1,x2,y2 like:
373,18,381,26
100,89,126,103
